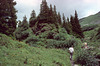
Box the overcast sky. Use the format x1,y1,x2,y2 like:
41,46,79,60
14,0,100,21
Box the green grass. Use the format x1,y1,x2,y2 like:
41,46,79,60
0,33,71,66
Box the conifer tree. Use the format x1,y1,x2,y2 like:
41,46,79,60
29,10,36,27
57,12,62,25
40,0,49,18
48,4,53,23
64,17,72,34
0,0,17,35
62,13,66,27
14,16,29,41
53,5,58,23
21,16,29,30
70,11,84,38
50,4,53,13
74,11,84,38
96,28,100,39
54,5,57,14
30,10,36,19
70,15,75,29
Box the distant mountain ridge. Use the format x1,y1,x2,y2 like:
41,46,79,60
79,12,100,26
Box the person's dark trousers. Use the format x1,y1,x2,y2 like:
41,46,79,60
70,53,73,60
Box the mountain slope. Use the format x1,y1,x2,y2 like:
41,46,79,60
80,12,100,26
0,33,71,66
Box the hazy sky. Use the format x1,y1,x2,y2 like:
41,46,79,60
14,0,100,21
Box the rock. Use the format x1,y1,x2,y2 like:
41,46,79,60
74,64,79,66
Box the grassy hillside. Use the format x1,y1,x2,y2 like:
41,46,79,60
0,11,100,66
80,12,100,26
0,33,71,66
0,26,100,66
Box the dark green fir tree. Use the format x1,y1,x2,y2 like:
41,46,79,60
70,11,84,38
62,13,66,28
57,12,62,25
29,10,36,27
40,0,49,19
14,16,29,41
0,0,17,35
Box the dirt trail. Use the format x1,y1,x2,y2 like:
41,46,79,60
70,58,74,66
70,58,79,66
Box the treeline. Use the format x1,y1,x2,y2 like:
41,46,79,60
29,0,84,38
0,0,84,38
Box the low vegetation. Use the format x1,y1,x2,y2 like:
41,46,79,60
0,33,71,66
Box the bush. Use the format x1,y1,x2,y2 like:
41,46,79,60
59,28,67,33
14,28,29,41
82,25,98,32
75,49,99,66
96,27,100,40
47,31,54,39
0,34,9,47
25,36,41,47
39,29,57,39
54,33,66,41
54,32,71,41
46,37,79,49
0,33,71,66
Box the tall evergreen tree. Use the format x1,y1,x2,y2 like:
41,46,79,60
21,16,29,30
40,0,49,18
54,5,57,14
0,0,17,35
62,13,66,27
14,16,29,41
30,10,36,19
53,5,58,23
39,0,58,25
48,4,53,23
70,11,84,38
64,17,72,34
49,4,53,15
62,13,72,33
74,11,84,38
67,17,71,29
29,10,36,27
57,12,62,25
70,15,75,29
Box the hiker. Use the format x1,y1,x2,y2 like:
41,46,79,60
69,46,74,60
83,42,89,49
81,42,88,49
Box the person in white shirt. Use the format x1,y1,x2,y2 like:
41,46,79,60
69,46,74,60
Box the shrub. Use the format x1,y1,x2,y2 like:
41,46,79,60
0,34,8,47
39,32,48,39
54,32,71,41
25,36,40,47
46,37,79,49
39,29,57,39
75,49,99,66
59,28,67,33
47,31,54,39
96,27,100,40
14,28,29,41
54,33,66,41
82,24,98,32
